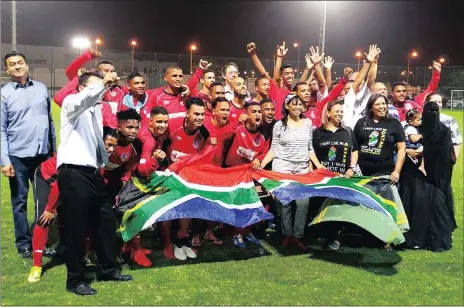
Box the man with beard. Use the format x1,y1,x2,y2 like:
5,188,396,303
251,77,271,103
222,102,267,248
165,98,211,260
388,61,442,123
229,77,250,124
247,42,293,120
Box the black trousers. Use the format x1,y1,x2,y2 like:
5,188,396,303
57,164,118,288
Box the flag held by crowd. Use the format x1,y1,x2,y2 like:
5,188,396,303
117,147,407,244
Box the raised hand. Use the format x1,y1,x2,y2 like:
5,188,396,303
247,42,256,55
432,60,442,72
199,59,212,70
276,41,288,57
304,53,314,70
309,46,325,65
365,44,380,63
89,49,102,58
103,72,120,86
322,56,334,70
343,67,354,80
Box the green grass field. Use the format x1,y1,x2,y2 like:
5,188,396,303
1,105,463,306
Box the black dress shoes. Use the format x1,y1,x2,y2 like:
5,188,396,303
18,248,32,259
66,283,97,296
97,271,133,282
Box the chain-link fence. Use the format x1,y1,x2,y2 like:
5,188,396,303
2,44,463,108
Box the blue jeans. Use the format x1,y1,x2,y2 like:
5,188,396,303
8,154,48,252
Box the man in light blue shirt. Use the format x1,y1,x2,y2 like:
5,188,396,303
1,51,56,258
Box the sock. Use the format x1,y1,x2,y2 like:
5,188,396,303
32,225,49,267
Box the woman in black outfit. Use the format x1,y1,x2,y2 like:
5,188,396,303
312,100,359,249
400,95,453,251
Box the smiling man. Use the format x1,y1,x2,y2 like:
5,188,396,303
1,51,56,259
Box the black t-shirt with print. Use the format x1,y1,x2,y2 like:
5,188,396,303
353,117,405,176
313,126,359,174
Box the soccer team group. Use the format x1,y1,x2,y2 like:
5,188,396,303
2,41,460,295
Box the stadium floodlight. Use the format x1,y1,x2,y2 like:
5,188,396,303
72,37,90,54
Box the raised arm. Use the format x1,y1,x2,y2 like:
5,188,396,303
352,44,379,94
65,49,100,80
273,42,288,82
322,56,335,94
367,47,381,89
308,46,326,91
186,59,212,92
415,61,442,107
247,42,271,80
299,53,314,83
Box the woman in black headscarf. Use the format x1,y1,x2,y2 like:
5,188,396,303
400,95,453,251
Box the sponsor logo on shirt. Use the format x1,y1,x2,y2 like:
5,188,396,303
193,134,203,149
405,103,413,111
237,146,256,161
232,114,237,118
164,100,170,105
253,135,261,147
328,146,336,161
368,131,379,146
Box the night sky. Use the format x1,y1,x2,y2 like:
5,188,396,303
1,1,463,66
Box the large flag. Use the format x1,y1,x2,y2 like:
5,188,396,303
117,146,407,244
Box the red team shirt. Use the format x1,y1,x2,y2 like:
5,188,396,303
204,118,242,165
167,117,210,163
224,125,268,167
137,128,168,179
269,80,291,120
229,103,247,123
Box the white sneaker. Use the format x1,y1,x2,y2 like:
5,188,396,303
183,245,198,259
174,245,187,260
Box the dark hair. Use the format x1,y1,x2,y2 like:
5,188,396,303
406,108,420,121
97,60,114,67
260,98,275,106
127,72,144,82
103,126,118,139
245,101,261,109
186,97,205,110
254,77,269,87
279,64,293,74
116,109,141,122
281,93,304,130
392,82,407,92
201,69,215,78
322,100,344,128
292,82,309,92
78,71,104,88
211,96,229,109
3,51,27,66
150,106,168,117
363,93,391,124
221,62,239,77
210,81,225,89
165,65,182,75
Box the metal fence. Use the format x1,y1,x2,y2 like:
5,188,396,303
1,45,463,107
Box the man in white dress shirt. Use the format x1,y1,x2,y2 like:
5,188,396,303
57,71,132,296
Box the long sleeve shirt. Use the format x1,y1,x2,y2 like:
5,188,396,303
38,156,59,213
53,51,95,107
270,118,314,163
1,79,56,166
57,82,107,168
